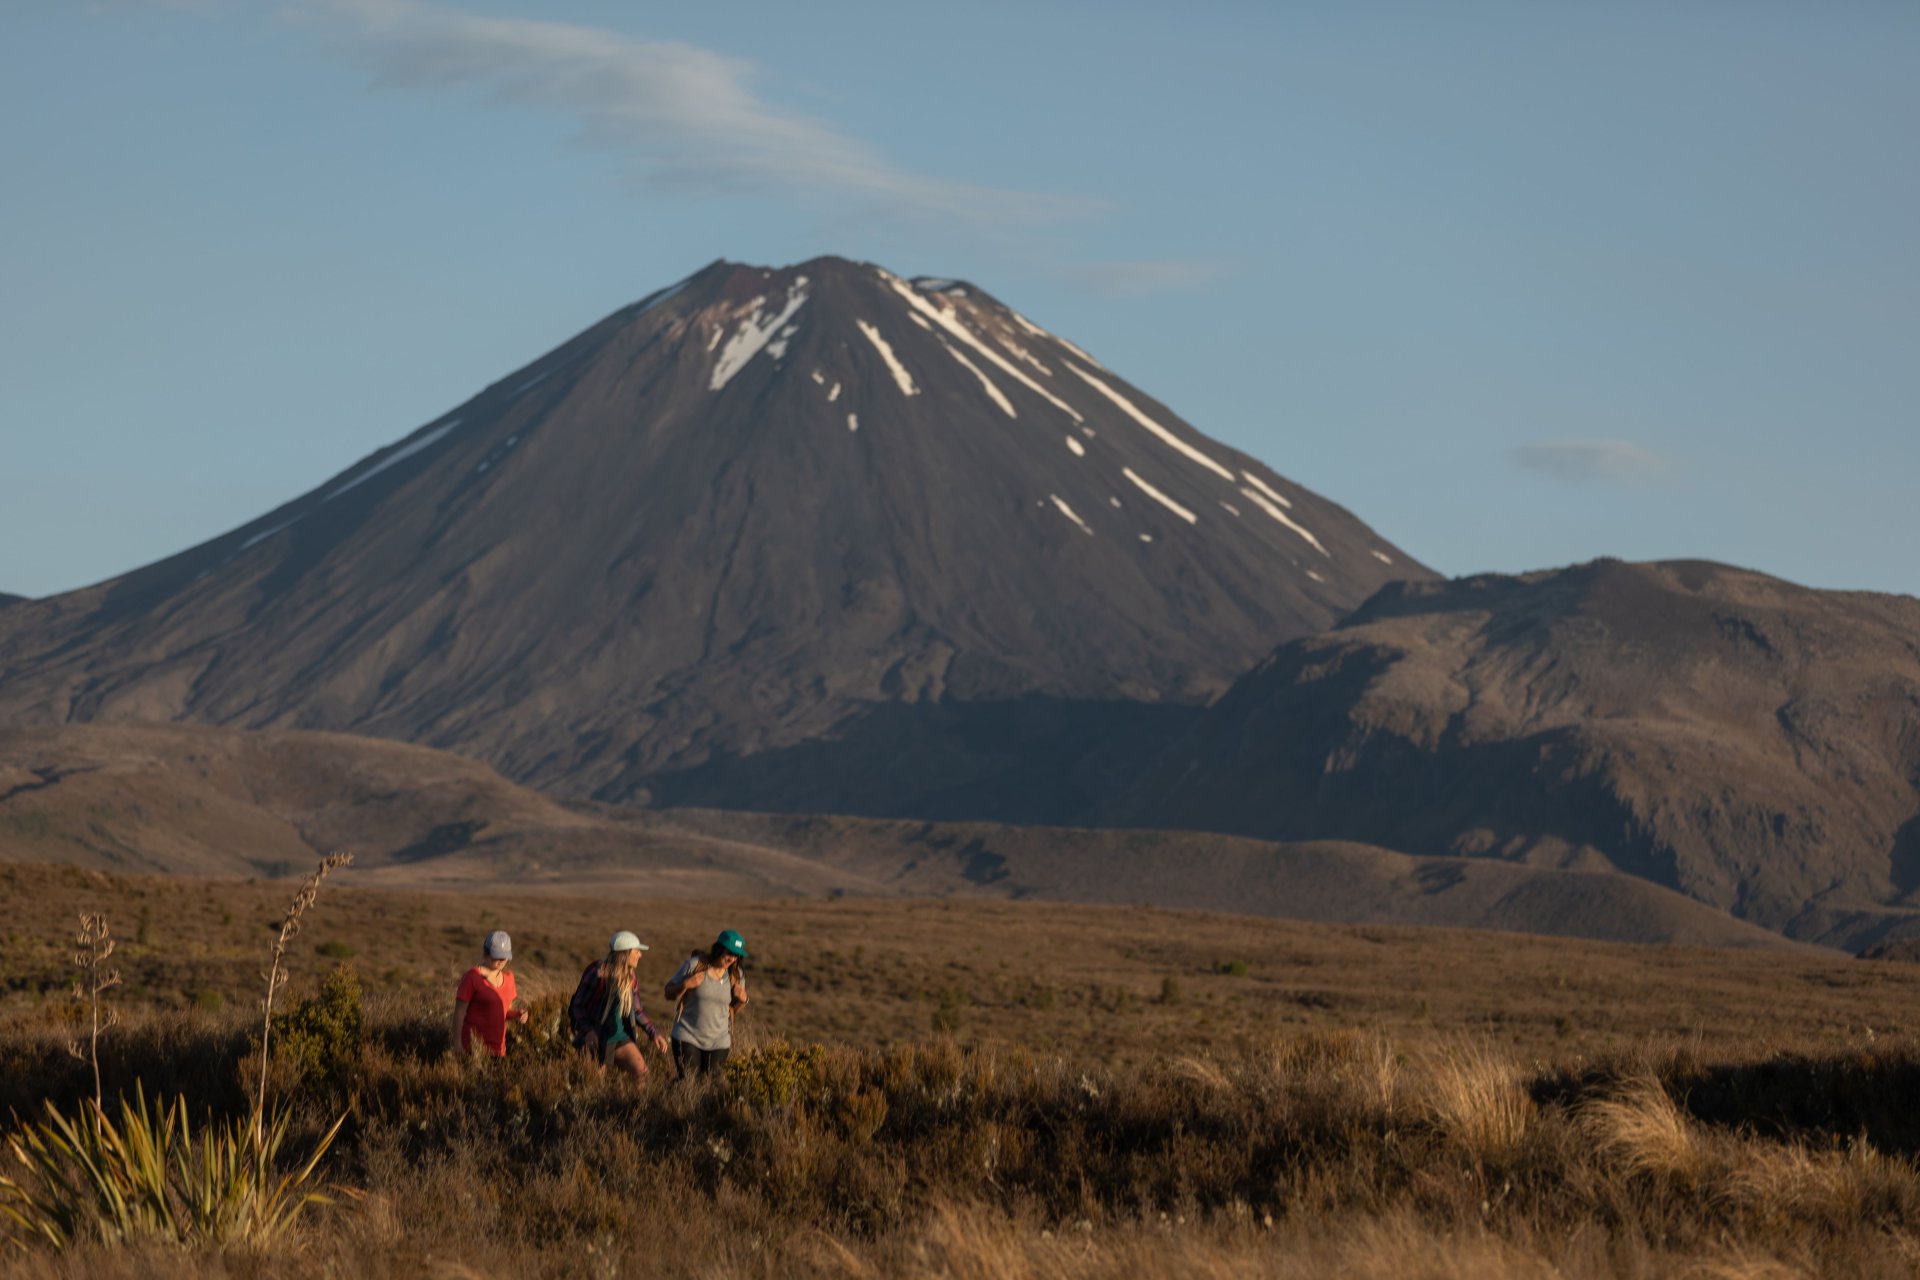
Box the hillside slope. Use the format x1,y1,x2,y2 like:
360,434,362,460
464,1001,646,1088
0,723,849,895
1112,559,1920,945
0,722,1815,948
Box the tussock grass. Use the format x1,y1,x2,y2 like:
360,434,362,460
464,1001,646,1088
1423,1040,1534,1163
7,865,1920,1274
1580,1073,1708,1185
5,1000,1919,1275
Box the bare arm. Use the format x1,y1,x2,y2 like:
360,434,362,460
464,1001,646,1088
730,971,749,1010
664,962,704,1002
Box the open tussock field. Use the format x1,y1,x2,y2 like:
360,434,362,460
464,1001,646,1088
3,861,1920,1276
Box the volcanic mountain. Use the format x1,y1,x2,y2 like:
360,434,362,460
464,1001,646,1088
1109,559,1920,946
0,257,1429,819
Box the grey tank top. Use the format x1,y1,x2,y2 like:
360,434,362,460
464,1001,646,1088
670,957,735,1051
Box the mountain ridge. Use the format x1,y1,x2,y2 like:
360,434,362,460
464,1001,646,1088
1109,557,1920,944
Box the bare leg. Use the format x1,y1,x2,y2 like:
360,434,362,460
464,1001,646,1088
608,1041,648,1083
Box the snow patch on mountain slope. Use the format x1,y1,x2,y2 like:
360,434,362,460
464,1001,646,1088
857,321,920,397
1241,471,1292,509
996,337,1052,377
1065,363,1235,482
1123,467,1197,524
766,324,801,361
710,282,809,391
1066,436,1085,457
880,273,1083,423
326,418,464,502
1049,495,1093,534
1056,335,1102,368
1238,487,1328,556
1008,298,1104,366
241,518,301,550
939,340,1014,417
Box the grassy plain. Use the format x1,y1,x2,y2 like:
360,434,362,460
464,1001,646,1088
2,860,1920,1277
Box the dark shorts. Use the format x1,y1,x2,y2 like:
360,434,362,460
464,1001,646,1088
673,1040,729,1078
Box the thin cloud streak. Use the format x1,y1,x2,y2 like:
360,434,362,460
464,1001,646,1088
304,0,1092,223
1510,438,1680,488
1060,258,1226,296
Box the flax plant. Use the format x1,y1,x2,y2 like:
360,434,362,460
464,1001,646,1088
0,853,357,1254
68,914,120,1112
0,1086,342,1249
255,852,353,1145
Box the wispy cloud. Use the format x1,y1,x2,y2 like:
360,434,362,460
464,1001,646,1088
302,0,1088,223
1060,258,1226,296
1509,438,1680,488
89,0,216,10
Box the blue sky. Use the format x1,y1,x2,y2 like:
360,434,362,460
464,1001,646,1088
2,0,1915,599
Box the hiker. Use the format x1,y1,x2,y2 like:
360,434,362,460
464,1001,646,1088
451,929,529,1058
663,929,750,1078
569,930,671,1082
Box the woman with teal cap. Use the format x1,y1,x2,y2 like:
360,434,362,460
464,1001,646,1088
663,929,750,1078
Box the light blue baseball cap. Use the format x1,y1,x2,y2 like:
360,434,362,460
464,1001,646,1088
483,930,512,961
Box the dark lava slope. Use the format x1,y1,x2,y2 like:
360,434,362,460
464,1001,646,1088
0,258,1431,819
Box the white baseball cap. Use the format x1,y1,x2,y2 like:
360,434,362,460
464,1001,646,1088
483,930,512,961
609,930,648,953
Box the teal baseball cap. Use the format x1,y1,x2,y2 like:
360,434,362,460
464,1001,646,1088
715,929,749,960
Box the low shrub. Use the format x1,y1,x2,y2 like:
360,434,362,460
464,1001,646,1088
269,965,364,1096
727,1039,829,1108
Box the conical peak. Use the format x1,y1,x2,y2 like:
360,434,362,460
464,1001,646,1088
664,256,1005,314
0,241,1437,822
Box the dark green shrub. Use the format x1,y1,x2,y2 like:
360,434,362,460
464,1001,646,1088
727,1039,829,1107
270,964,363,1092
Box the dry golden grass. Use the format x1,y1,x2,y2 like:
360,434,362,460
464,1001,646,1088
5,861,1920,1276
1423,1040,1534,1162
1,860,1915,1071
1581,1074,1709,1185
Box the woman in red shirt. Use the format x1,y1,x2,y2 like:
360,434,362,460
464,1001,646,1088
452,929,529,1057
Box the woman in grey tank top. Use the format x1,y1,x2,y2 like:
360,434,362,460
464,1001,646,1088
664,929,750,1077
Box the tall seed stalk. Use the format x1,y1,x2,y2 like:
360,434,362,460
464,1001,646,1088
254,852,353,1146
69,913,120,1112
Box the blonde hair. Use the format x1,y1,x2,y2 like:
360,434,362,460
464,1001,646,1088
596,949,636,1027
